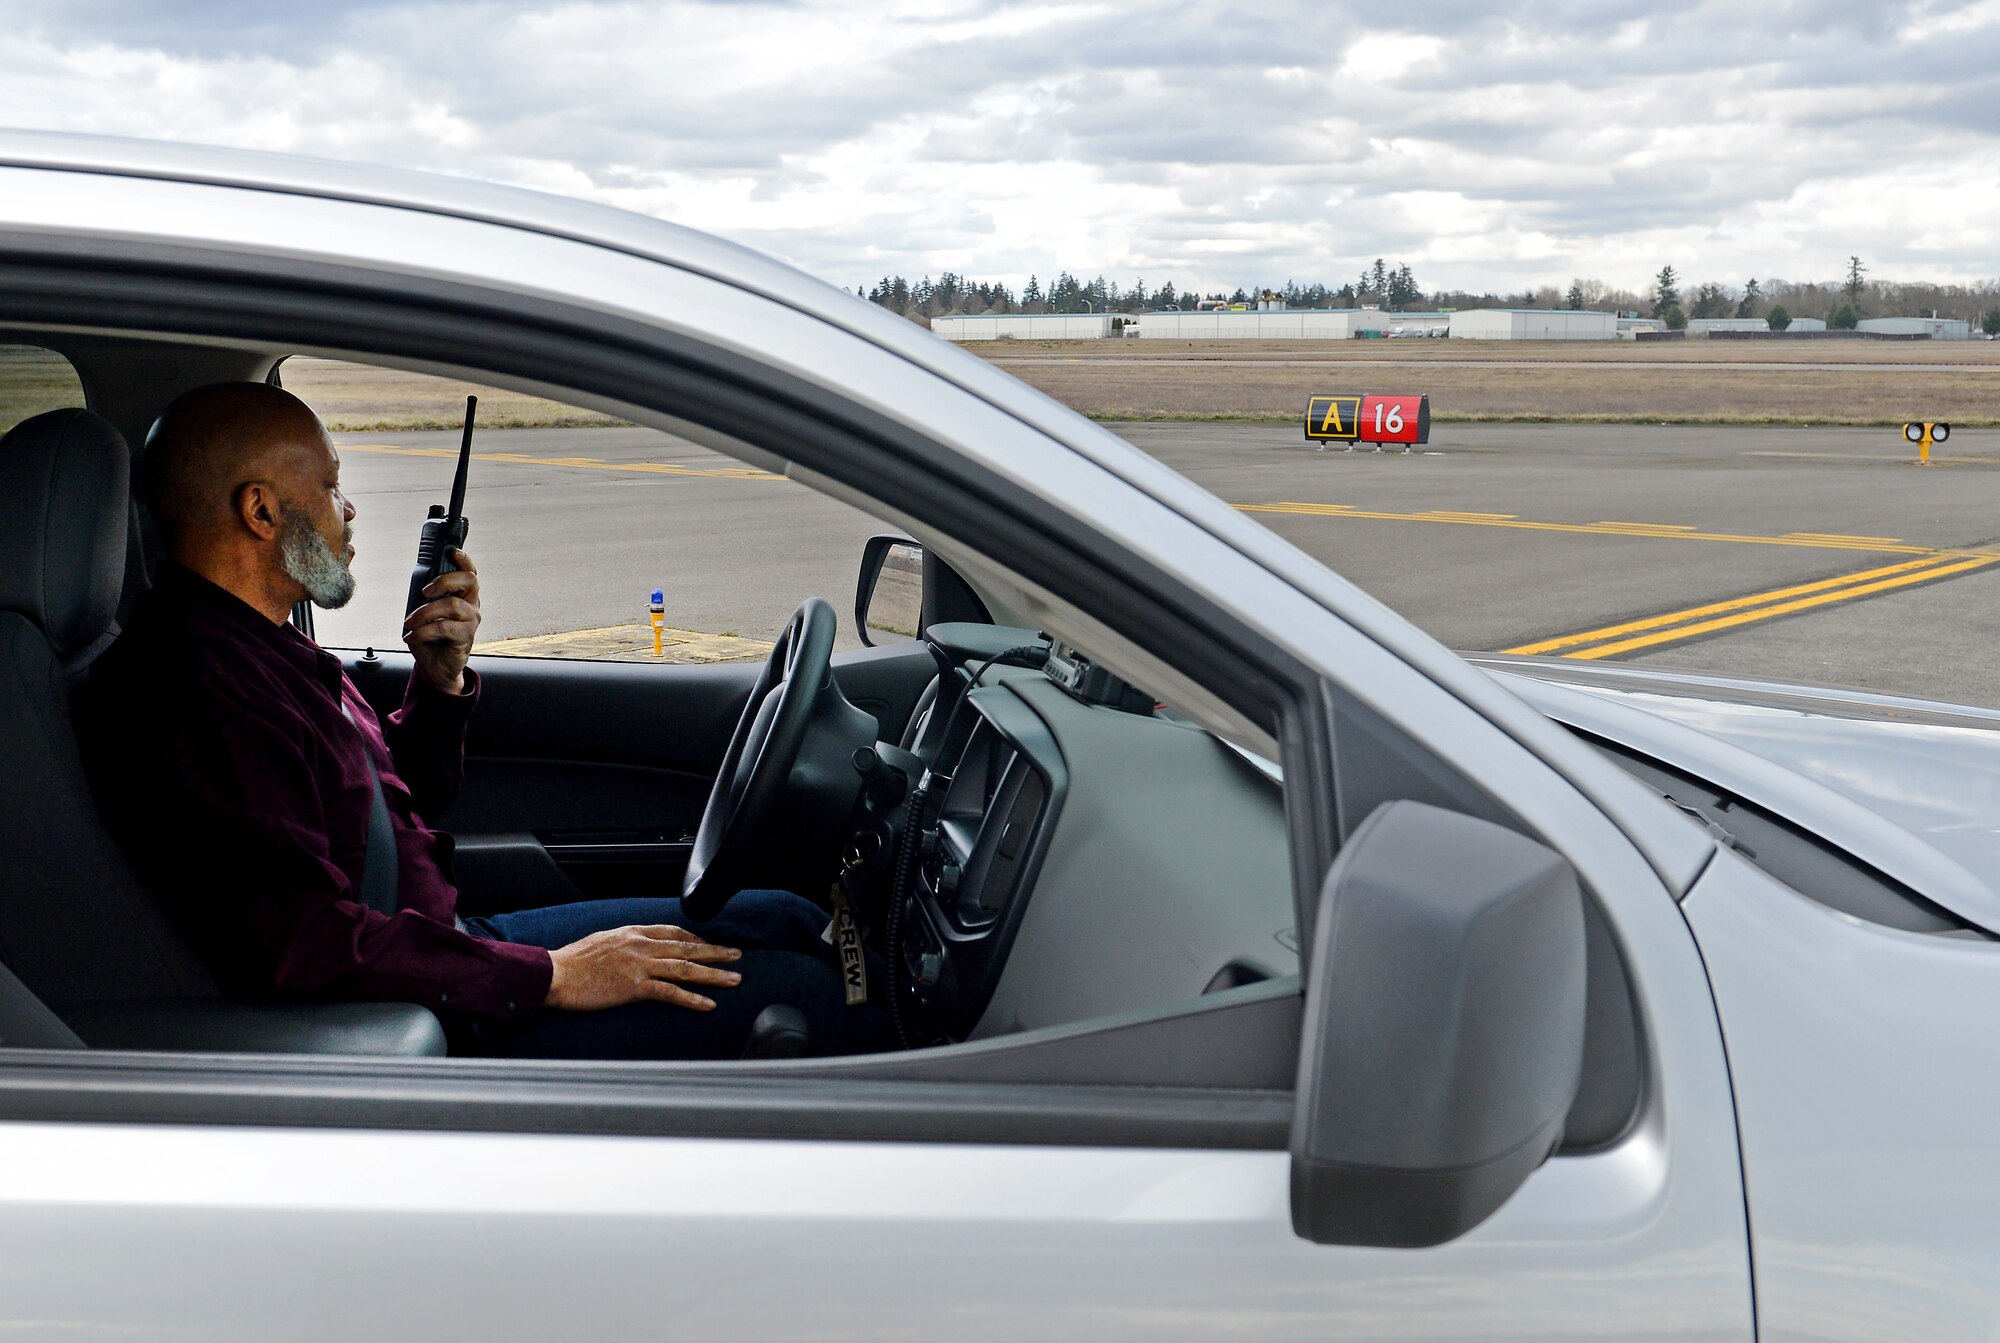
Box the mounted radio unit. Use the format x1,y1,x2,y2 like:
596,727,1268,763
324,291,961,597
1042,641,1154,715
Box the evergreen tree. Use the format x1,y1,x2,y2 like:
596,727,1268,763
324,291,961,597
1767,304,1791,330
1022,274,1042,307
1566,281,1586,310
1736,279,1762,319
1387,264,1419,310
1844,256,1867,306
1663,304,1688,330
1984,309,2000,337
1829,303,1860,329
1369,258,1388,295
1155,280,1177,310
1652,265,1680,319
1689,283,1730,320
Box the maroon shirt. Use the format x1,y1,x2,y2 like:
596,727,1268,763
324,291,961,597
79,565,551,1020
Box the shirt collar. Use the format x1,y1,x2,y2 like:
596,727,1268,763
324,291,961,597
152,564,346,698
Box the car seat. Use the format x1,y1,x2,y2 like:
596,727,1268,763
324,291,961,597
0,408,444,1055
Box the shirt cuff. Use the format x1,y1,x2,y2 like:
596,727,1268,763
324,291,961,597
401,665,480,722
453,937,552,1020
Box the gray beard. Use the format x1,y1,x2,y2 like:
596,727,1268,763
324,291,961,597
279,507,356,610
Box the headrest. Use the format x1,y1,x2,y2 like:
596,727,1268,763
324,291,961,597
0,409,131,659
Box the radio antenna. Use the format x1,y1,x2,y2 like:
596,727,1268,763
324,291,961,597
446,395,476,519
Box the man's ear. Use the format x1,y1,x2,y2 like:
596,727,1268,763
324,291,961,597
234,481,283,542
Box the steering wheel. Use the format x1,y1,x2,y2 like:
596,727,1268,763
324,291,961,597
681,597,868,921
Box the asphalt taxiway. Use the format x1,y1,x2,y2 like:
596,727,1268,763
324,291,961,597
318,421,2000,709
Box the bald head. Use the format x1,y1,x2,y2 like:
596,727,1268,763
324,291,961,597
146,383,331,543
143,382,356,620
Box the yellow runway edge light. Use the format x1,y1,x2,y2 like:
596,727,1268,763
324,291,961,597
649,588,666,657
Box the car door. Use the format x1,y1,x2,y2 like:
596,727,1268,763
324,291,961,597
0,720,1753,1343
0,155,1755,1340
342,642,935,910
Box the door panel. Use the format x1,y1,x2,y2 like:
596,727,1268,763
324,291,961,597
341,642,935,912
0,1116,1753,1342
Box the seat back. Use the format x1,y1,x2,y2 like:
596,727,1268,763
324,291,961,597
0,409,217,1008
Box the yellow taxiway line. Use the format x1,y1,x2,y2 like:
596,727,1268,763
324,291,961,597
1235,501,1934,555
340,443,783,481
1506,552,2000,660
1234,498,2000,660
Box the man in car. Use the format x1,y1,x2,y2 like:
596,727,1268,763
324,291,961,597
80,381,892,1060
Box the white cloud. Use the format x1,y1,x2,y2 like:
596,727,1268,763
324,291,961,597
0,0,1996,295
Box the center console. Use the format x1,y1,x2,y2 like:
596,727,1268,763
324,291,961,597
895,681,1067,1042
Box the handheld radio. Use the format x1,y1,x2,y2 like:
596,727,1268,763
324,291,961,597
405,394,476,621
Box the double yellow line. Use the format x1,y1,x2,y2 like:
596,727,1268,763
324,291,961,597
1506,552,2000,660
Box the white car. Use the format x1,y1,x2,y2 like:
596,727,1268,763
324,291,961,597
1,132,1997,1341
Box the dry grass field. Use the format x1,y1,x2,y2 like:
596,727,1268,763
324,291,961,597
968,338,2000,364
0,345,87,434
278,358,624,430
967,338,2000,425
7,341,1997,431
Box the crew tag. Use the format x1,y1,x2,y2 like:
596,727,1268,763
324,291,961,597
827,884,868,1006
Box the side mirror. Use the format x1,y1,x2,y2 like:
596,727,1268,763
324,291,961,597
855,536,924,647
1291,801,1586,1247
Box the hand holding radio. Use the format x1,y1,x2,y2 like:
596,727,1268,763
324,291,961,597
404,548,481,696
404,395,481,695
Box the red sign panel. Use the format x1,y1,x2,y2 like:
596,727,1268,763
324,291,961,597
1357,394,1430,445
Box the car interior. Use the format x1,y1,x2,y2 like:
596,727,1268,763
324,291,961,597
0,323,1644,1155
0,333,1298,1063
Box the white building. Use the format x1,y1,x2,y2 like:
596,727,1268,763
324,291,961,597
1131,307,1388,339
1450,309,1618,340
1687,317,1769,335
929,313,1113,341
1857,316,1972,339
1783,317,1826,332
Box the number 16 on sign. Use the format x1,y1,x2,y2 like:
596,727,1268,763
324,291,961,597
1359,394,1430,451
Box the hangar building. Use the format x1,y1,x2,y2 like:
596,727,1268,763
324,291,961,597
1450,309,1618,340
1858,316,1972,339
1132,308,1389,339
930,313,1113,341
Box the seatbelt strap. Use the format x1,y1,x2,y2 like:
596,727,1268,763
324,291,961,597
341,701,401,915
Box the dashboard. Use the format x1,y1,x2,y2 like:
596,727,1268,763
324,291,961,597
880,627,1298,1044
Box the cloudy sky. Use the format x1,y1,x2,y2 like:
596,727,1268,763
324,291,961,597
3,0,1997,295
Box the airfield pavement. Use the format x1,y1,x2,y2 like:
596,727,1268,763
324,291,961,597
314,419,2000,712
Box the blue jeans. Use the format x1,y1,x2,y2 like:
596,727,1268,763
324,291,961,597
460,889,896,1061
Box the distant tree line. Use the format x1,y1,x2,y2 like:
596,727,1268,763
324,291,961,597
858,257,2000,333
858,258,1427,320
1593,257,2000,331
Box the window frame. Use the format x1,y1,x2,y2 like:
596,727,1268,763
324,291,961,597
0,235,1341,1147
